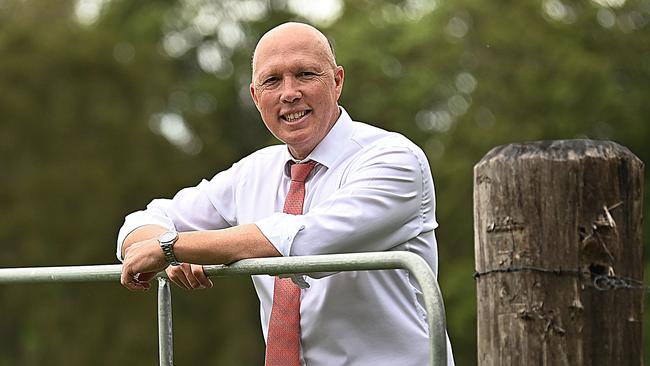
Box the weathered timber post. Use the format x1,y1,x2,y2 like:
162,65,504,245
474,140,644,366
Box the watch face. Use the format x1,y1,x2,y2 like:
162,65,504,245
160,231,177,244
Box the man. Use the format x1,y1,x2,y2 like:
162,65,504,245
118,22,454,366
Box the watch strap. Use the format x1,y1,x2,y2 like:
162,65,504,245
159,231,181,266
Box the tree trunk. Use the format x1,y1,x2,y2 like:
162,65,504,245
474,140,644,366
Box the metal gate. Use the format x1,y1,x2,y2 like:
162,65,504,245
0,251,447,365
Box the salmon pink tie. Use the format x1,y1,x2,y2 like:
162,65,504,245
265,160,318,366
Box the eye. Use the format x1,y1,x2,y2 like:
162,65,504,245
299,71,317,78
261,76,279,86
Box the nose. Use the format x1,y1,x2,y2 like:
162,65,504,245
279,78,302,103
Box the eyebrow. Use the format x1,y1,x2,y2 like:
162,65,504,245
255,61,326,82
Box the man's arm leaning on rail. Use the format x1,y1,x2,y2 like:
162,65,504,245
120,224,280,291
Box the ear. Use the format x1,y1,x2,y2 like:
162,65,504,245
250,83,261,111
333,66,344,100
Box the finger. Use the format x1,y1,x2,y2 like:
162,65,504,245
138,272,157,283
166,266,191,290
192,265,213,289
121,266,149,292
180,263,202,289
134,276,152,291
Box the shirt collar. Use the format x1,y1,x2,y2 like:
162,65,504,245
283,106,354,176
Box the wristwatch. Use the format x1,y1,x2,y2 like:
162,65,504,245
158,230,181,266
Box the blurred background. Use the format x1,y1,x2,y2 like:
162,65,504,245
0,0,649,364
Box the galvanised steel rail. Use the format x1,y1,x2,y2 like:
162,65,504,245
0,251,447,366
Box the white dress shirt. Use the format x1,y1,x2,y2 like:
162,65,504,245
117,107,454,366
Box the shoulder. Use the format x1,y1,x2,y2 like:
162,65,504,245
344,121,432,185
350,120,428,164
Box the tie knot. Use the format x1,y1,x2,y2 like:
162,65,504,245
290,161,317,183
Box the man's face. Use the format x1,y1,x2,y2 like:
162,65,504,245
250,28,344,160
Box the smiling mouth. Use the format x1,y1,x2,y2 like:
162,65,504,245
281,110,311,122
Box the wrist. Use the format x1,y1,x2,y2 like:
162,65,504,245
158,230,181,266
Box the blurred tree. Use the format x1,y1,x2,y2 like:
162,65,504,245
333,1,650,364
0,0,265,364
0,0,649,365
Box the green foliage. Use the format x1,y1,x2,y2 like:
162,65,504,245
1,0,649,364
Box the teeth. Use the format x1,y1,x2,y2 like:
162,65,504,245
284,111,307,121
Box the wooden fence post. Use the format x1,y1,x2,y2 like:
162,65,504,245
474,140,644,365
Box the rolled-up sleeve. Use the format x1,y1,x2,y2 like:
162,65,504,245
116,206,176,261
116,167,237,262
257,143,436,259
255,213,305,257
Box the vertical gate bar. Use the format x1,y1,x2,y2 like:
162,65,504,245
158,277,173,366
400,255,447,366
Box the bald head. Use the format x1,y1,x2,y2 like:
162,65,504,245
252,22,337,78
248,22,345,160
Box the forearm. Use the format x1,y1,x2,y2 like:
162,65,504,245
120,223,280,291
122,224,168,259
173,224,281,265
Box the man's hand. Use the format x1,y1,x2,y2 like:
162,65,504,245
120,224,277,291
120,238,167,291
166,264,213,290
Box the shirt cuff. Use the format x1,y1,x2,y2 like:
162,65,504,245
116,210,175,262
255,213,305,257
